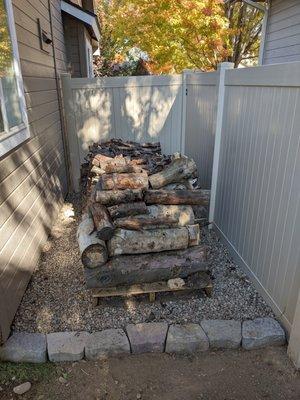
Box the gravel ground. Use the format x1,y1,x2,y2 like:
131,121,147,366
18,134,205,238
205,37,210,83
12,195,274,334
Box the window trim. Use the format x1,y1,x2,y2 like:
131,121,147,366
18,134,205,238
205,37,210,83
0,0,30,158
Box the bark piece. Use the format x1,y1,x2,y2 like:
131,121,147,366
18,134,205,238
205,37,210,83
89,203,115,241
145,190,209,206
84,245,208,288
99,172,149,190
108,201,148,220
187,224,200,246
77,213,108,268
108,227,189,256
95,188,143,205
149,157,197,189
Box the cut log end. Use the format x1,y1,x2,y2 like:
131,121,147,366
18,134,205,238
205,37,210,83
77,213,108,268
82,244,108,269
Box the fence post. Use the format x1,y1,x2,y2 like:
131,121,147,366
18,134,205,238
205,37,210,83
288,290,300,369
209,62,234,227
60,73,81,193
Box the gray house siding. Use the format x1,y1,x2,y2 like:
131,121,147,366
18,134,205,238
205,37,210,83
263,0,300,64
63,14,94,78
0,0,68,343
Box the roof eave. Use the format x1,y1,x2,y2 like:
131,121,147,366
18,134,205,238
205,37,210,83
61,0,100,41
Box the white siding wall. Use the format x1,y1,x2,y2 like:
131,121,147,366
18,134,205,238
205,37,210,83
263,0,300,64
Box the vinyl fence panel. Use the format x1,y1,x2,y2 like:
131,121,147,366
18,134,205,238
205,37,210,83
213,62,300,331
185,71,219,189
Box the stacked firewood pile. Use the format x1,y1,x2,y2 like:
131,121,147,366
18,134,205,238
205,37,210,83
78,139,210,289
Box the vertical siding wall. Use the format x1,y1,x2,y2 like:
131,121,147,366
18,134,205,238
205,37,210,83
214,63,300,331
0,0,68,342
263,0,300,64
185,72,219,189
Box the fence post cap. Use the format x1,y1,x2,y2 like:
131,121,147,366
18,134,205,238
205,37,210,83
217,62,234,70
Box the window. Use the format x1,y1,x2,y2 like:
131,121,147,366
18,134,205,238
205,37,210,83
0,0,29,157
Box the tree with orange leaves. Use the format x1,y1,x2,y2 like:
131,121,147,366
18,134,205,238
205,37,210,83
96,0,230,74
95,0,264,75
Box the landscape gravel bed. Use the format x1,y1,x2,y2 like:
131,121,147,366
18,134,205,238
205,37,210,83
12,195,274,334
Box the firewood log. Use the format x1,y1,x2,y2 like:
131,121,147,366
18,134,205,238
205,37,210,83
95,188,143,205
144,205,194,226
84,245,208,288
145,190,209,206
92,154,114,167
162,181,191,190
77,213,108,268
114,216,178,230
90,164,145,179
89,203,115,241
149,157,197,189
107,201,148,220
108,227,189,256
113,205,194,230
187,224,200,246
99,172,149,190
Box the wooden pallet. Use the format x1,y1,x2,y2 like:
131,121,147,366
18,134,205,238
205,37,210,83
91,272,213,306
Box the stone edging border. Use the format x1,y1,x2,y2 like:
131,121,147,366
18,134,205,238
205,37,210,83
0,317,286,363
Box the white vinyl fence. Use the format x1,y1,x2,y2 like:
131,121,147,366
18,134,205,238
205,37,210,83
210,62,300,333
61,72,218,192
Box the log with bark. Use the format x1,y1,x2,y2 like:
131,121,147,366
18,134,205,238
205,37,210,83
145,205,195,226
77,213,108,269
108,227,189,256
114,216,178,230
89,203,115,241
149,157,197,189
113,205,194,230
107,201,148,220
145,190,210,206
91,162,145,176
92,154,127,168
99,172,149,190
84,245,208,288
95,188,143,205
